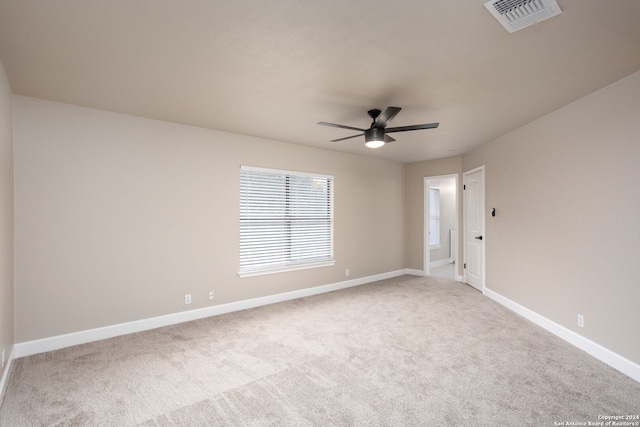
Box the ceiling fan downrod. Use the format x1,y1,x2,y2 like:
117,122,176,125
368,108,382,124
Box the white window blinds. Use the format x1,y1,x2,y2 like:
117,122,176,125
429,188,440,246
239,166,334,277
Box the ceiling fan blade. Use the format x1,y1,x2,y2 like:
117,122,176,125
330,133,364,142
317,121,366,132
374,107,402,129
385,122,439,133
384,134,396,143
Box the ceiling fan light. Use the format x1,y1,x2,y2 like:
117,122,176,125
365,139,385,148
364,128,385,148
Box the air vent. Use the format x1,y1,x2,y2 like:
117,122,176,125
484,0,562,33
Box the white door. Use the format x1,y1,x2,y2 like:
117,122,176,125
464,167,484,291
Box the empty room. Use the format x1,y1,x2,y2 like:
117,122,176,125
1,1,639,425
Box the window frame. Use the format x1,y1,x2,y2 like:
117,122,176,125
238,165,335,278
429,187,441,248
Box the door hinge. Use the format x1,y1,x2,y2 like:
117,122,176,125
463,263,466,269
463,184,466,190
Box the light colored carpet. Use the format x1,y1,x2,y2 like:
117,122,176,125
1,275,639,426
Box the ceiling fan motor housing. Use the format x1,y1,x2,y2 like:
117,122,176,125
365,127,385,143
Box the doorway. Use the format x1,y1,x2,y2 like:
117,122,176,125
424,174,459,279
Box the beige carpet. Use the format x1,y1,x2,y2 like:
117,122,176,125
1,275,639,426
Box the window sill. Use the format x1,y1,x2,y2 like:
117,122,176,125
429,245,441,250
238,260,336,278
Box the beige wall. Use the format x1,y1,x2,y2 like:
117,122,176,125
463,71,640,365
0,58,14,386
9,70,640,370
405,157,462,273
13,97,406,342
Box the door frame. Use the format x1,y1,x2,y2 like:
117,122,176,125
463,166,486,292
423,174,459,278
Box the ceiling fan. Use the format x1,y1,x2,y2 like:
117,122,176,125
318,107,439,148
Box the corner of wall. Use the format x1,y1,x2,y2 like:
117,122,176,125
0,56,16,408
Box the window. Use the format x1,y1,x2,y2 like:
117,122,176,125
239,166,334,277
429,188,440,247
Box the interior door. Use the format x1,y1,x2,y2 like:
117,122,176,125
464,168,484,291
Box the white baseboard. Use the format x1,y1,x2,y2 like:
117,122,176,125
455,274,464,282
484,287,640,383
14,269,411,359
0,346,15,406
15,275,635,388
429,259,452,268
406,269,425,276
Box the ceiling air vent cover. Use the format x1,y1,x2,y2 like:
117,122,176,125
484,0,562,33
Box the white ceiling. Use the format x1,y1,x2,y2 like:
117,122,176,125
1,0,639,163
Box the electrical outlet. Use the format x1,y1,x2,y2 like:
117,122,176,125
577,314,584,328
185,294,192,305
209,291,215,300
345,269,350,277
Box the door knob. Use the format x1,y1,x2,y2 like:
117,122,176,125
475,236,483,240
